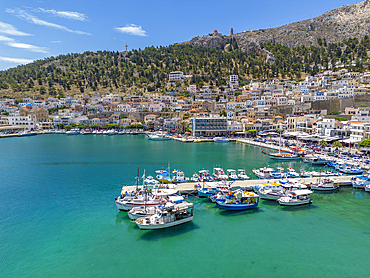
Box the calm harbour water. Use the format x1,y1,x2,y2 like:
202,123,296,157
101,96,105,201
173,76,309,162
0,134,369,278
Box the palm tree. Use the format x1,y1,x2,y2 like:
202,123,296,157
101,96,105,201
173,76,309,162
319,140,328,148
332,141,342,150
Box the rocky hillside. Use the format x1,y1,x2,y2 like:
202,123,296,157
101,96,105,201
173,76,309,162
187,0,370,55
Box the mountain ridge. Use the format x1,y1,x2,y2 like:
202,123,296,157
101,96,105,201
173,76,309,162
186,1,370,55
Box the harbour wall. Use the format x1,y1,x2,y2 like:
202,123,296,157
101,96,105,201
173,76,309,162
275,94,370,115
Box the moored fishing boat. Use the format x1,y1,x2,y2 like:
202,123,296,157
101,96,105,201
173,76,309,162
237,169,250,180
147,132,170,140
135,202,194,230
199,170,214,182
128,195,184,220
213,137,230,143
252,167,275,179
351,176,370,189
155,170,173,184
263,150,302,160
227,169,238,180
172,170,189,183
310,178,339,191
277,190,313,206
304,155,328,165
66,129,80,135
213,167,228,180
215,190,259,210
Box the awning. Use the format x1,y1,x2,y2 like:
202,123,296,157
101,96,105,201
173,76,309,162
339,138,362,144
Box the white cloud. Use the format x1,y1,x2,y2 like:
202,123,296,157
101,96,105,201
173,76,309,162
6,8,91,35
115,24,147,36
6,41,48,53
0,56,34,64
37,8,88,21
0,34,14,42
51,40,61,43
0,22,32,36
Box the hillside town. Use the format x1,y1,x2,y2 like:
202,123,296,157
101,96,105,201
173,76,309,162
1,69,370,145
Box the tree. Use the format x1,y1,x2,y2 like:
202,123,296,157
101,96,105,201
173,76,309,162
358,139,370,148
328,110,341,115
358,104,368,107
332,141,342,149
319,140,328,148
219,110,227,117
2,112,9,115
248,129,257,137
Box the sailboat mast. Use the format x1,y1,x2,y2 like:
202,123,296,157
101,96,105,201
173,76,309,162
136,166,139,191
279,123,282,153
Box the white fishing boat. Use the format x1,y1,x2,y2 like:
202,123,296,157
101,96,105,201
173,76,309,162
213,167,228,180
351,176,370,189
258,187,287,200
278,190,313,206
147,132,170,140
191,173,201,182
199,170,214,182
66,129,80,135
252,167,275,179
304,155,328,165
128,195,184,220
172,170,189,183
135,202,194,230
106,129,117,135
143,176,160,186
237,169,250,180
311,178,339,191
213,137,230,143
80,129,92,135
227,169,238,180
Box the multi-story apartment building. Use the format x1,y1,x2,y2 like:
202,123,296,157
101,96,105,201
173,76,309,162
191,115,227,137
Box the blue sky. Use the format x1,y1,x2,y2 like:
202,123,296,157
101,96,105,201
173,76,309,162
0,0,362,71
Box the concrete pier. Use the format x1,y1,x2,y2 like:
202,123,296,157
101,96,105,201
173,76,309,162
121,175,355,195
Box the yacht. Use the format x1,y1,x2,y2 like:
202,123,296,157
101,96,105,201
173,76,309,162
135,202,194,230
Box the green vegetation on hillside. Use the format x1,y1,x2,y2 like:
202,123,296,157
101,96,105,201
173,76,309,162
1,35,370,98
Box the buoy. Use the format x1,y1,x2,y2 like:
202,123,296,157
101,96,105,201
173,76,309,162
54,194,56,196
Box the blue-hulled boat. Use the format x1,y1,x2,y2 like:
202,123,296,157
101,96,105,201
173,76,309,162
340,167,363,175
215,190,259,210
198,187,217,197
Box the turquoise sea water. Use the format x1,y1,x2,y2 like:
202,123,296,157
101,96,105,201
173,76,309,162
0,135,369,278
